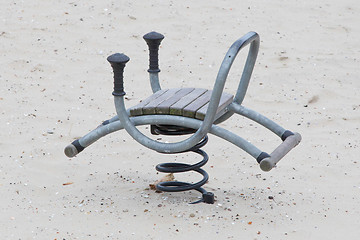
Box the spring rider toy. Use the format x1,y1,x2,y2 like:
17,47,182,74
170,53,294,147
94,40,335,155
65,31,301,204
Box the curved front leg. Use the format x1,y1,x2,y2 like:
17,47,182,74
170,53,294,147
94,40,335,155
64,119,124,158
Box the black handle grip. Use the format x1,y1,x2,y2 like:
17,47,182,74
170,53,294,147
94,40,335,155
107,53,130,96
143,31,164,73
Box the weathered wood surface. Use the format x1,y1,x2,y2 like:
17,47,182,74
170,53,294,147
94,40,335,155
195,92,233,120
129,89,167,116
169,88,207,116
129,88,233,120
142,88,181,115
156,88,194,114
182,90,212,118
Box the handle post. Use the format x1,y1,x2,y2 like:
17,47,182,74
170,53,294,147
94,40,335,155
259,132,302,171
143,31,164,73
107,53,130,96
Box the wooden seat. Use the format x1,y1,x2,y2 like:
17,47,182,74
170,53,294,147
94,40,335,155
129,88,233,120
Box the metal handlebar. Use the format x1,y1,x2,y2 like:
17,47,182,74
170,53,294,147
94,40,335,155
259,132,302,171
143,31,164,73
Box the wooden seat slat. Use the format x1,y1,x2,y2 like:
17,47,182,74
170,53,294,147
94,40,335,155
169,88,208,116
129,89,167,116
129,88,233,121
142,88,181,115
156,88,195,114
195,92,233,120
182,90,212,118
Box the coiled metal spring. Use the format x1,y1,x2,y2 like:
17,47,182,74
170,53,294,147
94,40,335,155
151,125,215,204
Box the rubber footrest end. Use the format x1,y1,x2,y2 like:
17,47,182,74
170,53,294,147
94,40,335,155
64,144,78,158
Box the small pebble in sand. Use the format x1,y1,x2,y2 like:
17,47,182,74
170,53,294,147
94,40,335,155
189,213,195,217
149,173,175,190
308,95,319,104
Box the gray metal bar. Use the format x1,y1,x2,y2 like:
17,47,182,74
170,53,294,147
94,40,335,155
233,34,260,104
164,31,258,144
229,102,286,138
149,72,161,93
204,32,260,118
107,115,119,123
202,32,260,133
65,114,262,158
260,133,302,171
98,108,130,126
78,121,121,148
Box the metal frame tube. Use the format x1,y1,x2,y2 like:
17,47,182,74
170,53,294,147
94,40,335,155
149,72,161,93
203,32,260,131
229,103,286,138
75,114,262,158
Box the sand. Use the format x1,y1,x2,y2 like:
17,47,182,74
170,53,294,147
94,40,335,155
1,0,359,239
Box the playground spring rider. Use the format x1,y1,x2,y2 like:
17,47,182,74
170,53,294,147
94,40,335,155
64,31,301,204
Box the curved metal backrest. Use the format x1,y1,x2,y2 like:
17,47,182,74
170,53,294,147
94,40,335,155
202,31,259,131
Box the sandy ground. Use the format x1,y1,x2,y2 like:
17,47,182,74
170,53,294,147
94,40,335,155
1,0,359,239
